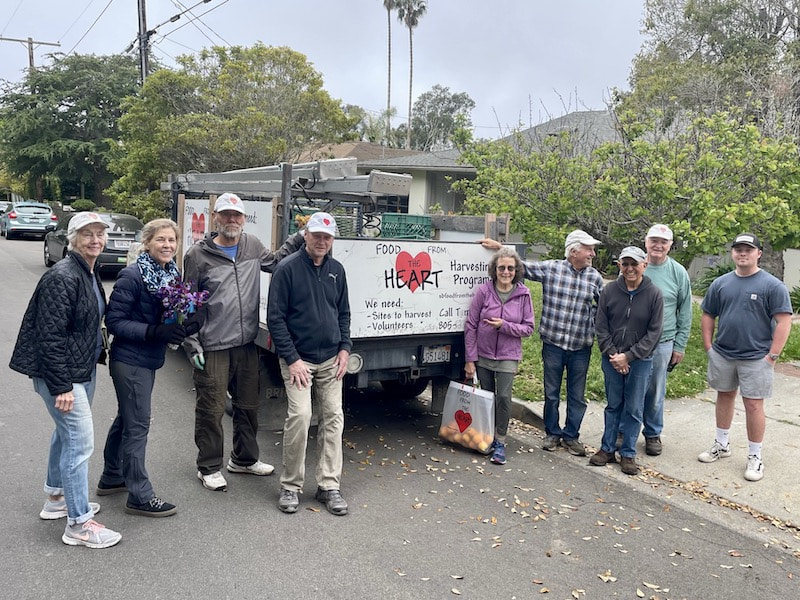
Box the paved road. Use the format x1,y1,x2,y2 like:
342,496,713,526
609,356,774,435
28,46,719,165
1,236,798,599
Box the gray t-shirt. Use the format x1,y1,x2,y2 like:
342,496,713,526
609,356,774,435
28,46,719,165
701,269,791,360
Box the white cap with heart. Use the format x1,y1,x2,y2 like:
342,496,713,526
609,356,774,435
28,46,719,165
306,212,337,237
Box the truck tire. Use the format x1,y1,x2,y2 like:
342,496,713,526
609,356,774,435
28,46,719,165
380,377,430,399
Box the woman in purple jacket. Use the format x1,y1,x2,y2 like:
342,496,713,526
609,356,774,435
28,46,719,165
464,247,535,465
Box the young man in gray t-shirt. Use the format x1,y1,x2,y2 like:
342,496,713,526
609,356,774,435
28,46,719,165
698,233,792,482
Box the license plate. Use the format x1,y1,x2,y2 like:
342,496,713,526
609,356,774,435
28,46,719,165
422,345,450,363
115,240,131,249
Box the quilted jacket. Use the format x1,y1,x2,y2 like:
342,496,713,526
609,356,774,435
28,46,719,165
9,252,107,395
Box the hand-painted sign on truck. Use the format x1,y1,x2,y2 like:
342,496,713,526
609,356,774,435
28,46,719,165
332,238,494,339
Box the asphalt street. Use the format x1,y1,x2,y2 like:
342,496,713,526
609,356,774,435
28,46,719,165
1,236,798,599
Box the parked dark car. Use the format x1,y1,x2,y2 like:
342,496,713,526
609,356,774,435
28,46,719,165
0,201,58,239
44,212,144,273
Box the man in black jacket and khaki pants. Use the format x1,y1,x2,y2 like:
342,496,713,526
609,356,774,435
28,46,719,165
267,212,352,516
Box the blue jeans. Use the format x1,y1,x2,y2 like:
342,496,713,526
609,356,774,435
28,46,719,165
33,369,97,526
542,343,591,440
642,341,673,438
600,355,652,458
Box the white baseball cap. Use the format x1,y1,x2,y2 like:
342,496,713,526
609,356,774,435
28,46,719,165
646,224,673,240
67,212,109,235
564,229,601,248
214,192,245,214
619,246,647,263
306,212,337,237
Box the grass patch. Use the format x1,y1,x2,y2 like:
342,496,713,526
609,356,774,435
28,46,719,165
512,282,800,404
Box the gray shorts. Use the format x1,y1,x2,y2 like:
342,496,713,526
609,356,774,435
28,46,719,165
707,347,774,399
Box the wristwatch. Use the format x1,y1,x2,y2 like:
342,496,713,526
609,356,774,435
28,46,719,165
768,353,780,361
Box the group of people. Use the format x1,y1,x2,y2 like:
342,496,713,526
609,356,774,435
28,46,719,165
10,191,792,549
10,194,352,549
476,225,790,481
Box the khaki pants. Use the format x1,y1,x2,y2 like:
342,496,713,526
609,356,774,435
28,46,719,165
279,355,344,493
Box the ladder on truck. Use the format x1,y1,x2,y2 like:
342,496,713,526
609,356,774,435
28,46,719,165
163,157,413,243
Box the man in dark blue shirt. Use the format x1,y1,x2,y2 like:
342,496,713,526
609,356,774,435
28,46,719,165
268,212,352,515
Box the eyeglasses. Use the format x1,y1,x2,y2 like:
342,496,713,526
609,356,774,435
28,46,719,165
497,265,516,272
619,261,640,268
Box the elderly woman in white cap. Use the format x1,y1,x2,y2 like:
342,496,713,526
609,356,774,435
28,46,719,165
10,212,122,549
589,246,663,477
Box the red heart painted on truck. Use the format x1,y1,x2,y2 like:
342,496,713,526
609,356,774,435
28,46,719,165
395,251,432,293
454,410,472,432
191,213,205,242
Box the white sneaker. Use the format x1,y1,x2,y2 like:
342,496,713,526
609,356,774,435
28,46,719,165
62,519,122,549
697,440,732,463
744,455,764,481
40,499,100,520
226,459,274,476
197,470,227,491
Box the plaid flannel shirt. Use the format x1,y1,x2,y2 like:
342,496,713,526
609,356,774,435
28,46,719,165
524,259,604,351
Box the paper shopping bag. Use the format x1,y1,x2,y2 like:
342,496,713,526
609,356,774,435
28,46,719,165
438,380,495,453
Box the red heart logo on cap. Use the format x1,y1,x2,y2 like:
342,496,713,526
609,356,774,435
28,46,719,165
323,218,331,226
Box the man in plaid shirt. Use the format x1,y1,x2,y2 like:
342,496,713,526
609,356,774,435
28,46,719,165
483,230,603,456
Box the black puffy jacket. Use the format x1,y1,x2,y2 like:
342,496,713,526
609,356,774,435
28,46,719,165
10,252,107,395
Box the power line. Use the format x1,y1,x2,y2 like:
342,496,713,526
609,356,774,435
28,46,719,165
156,0,229,42
59,0,101,43
170,0,228,46
66,0,116,56
0,0,24,37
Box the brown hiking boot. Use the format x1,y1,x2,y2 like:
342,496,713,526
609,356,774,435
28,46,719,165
620,456,640,476
645,437,662,456
589,449,617,466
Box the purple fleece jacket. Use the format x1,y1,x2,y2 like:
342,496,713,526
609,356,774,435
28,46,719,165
464,280,535,362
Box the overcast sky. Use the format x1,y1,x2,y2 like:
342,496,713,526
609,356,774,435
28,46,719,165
0,0,646,139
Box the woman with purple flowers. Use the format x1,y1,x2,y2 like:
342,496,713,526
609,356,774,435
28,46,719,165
97,218,202,517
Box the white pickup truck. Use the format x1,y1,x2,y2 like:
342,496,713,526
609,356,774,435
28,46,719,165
165,159,504,407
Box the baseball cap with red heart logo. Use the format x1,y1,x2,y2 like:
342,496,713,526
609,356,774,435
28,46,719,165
306,212,337,237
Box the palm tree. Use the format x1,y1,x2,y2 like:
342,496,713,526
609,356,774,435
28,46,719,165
396,0,427,149
383,0,398,144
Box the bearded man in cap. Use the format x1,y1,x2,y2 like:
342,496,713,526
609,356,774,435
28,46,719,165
482,230,604,456
698,233,791,482
183,193,303,492
268,212,352,516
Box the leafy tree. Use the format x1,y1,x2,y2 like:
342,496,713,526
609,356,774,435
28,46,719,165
624,0,800,137
0,54,139,203
396,0,427,149
109,44,355,219
409,84,474,150
344,104,396,143
455,110,800,277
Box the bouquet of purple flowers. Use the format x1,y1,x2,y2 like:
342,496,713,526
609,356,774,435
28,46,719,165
156,279,209,324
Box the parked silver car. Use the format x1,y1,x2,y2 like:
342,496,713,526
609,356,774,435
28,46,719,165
0,201,58,239
44,212,144,273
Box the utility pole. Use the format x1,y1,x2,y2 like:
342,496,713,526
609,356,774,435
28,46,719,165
0,36,60,70
137,0,150,83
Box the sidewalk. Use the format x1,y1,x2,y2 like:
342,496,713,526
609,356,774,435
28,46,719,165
511,362,800,527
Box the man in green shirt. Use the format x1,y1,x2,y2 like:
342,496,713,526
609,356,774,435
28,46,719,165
639,224,692,456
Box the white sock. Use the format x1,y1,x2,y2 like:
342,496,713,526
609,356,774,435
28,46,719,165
748,440,762,459
715,428,730,447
